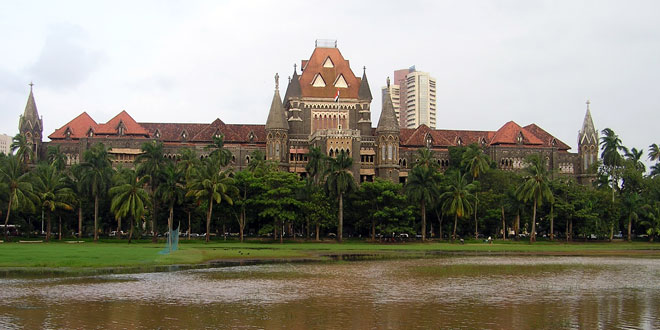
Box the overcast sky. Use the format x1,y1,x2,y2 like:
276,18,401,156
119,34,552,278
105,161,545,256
1,0,658,166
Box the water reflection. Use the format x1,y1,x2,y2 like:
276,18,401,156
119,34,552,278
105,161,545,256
0,256,658,329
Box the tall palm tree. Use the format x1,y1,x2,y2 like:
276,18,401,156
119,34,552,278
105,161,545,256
33,164,74,242
0,155,36,241
176,148,200,179
156,163,185,235
47,145,67,171
623,192,641,242
247,150,272,174
10,134,34,167
81,143,113,242
625,147,645,172
405,165,440,241
110,169,150,243
515,154,554,243
461,144,490,238
640,202,660,242
324,150,355,242
136,141,168,241
414,147,438,170
186,159,236,242
207,134,232,167
440,171,476,242
305,146,326,184
66,164,87,239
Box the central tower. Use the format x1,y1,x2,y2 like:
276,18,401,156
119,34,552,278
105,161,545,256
283,40,373,180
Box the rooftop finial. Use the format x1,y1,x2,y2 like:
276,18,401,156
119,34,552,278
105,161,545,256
363,66,366,75
275,73,279,90
387,76,390,88
294,63,297,72
586,99,590,110
29,81,34,90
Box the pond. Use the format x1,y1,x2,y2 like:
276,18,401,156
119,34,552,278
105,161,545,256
0,256,658,329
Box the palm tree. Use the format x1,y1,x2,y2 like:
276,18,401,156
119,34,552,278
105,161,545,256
624,147,645,172
440,171,476,242
623,192,641,242
0,155,36,241
176,148,200,179
461,144,490,238
186,159,236,242
207,134,232,167
109,169,150,243
414,147,438,170
47,145,67,171
405,165,440,241
10,134,34,167
648,143,660,162
33,164,74,242
640,202,660,242
324,150,355,242
66,164,87,239
81,143,113,242
247,150,272,174
156,163,185,235
136,141,168,241
305,146,326,184
515,154,554,243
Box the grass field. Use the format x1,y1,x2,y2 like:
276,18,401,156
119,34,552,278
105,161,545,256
0,239,658,273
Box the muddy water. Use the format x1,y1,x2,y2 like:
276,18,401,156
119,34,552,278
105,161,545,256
1,256,659,329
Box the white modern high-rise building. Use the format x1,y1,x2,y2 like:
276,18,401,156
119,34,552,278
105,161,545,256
384,67,436,129
0,133,12,155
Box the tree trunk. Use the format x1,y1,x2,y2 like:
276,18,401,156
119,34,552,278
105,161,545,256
338,192,343,243
78,206,83,239
435,210,443,241
474,198,478,239
306,219,310,241
205,200,213,243
530,199,537,243
223,224,227,241
58,216,62,241
94,195,99,242
609,223,614,242
452,213,458,242
569,219,573,242
128,217,134,243
46,212,52,242
421,200,426,241
627,214,632,242
501,206,506,240
515,211,520,240
169,205,174,235
239,207,245,243
550,204,554,241
315,222,320,241
117,217,122,240
371,219,376,242
280,222,283,244
4,198,13,242
187,211,191,240
152,194,158,243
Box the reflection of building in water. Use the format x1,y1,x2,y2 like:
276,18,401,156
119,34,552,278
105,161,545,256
20,40,597,184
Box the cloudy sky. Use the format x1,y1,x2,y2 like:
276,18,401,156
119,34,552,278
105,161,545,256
1,0,658,165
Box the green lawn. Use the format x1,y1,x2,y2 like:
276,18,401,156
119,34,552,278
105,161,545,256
1,239,658,272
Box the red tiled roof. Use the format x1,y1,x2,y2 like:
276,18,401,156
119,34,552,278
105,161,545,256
299,47,361,99
489,121,543,146
94,110,149,136
140,122,209,141
49,112,98,139
523,124,571,151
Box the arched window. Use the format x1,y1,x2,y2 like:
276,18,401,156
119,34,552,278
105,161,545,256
382,144,386,161
387,144,393,160
275,142,280,159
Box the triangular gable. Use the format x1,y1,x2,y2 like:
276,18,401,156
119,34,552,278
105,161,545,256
323,56,334,68
311,73,326,87
48,112,98,140
334,74,348,88
490,121,543,146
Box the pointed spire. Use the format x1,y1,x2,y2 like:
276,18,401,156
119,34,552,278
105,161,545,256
376,82,399,133
579,99,597,144
283,64,301,102
266,73,289,131
19,82,42,132
358,66,372,101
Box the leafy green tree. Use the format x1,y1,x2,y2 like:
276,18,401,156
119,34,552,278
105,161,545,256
136,141,168,241
324,150,355,242
406,165,440,241
640,202,660,242
207,134,232,167
461,144,490,238
255,170,302,243
176,148,200,179
81,143,113,241
109,169,150,243
625,147,645,172
33,164,74,241
65,164,87,238
186,159,236,242
356,179,414,240
305,146,326,184
0,155,36,241
47,145,67,171
440,171,476,242
515,154,554,243
414,147,438,170
247,150,274,174
300,182,333,241
10,134,34,167
156,163,186,234
233,170,265,242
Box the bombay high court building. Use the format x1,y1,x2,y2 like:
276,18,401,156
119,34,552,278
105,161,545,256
19,40,599,184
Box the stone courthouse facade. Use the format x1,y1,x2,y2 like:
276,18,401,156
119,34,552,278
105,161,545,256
20,41,598,184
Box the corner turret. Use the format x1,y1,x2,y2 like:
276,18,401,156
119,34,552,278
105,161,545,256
18,82,43,161
376,78,400,183
265,73,289,168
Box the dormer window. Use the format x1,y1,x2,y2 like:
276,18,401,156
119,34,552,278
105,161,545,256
311,73,326,87
154,130,161,139
334,74,348,88
323,56,334,68
65,129,71,139
214,130,221,138
181,130,188,140
551,138,557,147
248,131,255,143
425,134,433,148
457,137,463,146
516,132,524,144
88,129,94,137
480,137,486,146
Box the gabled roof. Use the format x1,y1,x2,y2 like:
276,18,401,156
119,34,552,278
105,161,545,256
140,122,209,141
524,123,571,150
49,112,98,139
299,47,361,99
490,121,543,146
94,110,149,136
